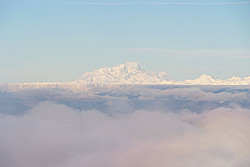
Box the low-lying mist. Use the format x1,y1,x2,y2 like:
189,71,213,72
0,85,250,167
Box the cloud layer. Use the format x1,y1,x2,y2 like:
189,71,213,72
1,101,250,167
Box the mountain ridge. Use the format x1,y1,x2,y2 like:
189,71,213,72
1,62,250,92
75,62,250,85
76,62,171,84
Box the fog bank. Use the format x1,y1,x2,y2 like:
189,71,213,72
1,102,250,167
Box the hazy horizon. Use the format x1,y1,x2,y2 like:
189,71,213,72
1,61,250,84
1,0,250,83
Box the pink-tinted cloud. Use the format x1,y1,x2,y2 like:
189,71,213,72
0,102,250,167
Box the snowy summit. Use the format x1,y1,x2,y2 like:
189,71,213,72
1,62,250,91
76,62,171,84
75,62,250,85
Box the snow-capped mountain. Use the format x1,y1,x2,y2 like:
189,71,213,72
183,74,217,85
76,62,172,84
75,63,250,85
177,75,250,85
1,62,250,92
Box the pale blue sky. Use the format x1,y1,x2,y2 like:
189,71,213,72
0,0,250,83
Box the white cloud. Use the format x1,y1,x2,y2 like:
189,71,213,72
0,101,250,167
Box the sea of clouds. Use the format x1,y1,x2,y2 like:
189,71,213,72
0,86,250,167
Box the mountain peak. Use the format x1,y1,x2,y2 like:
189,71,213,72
183,74,216,85
115,62,144,74
75,63,250,85
229,76,241,80
76,62,171,84
198,74,214,79
124,62,140,67
195,74,215,83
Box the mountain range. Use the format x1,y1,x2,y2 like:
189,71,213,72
76,62,171,84
75,62,250,85
1,62,250,91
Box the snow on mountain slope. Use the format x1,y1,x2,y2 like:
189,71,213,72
1,62,250,92
178,75,250,85
75,63,250,85
76,62,172,84
184,75,218,85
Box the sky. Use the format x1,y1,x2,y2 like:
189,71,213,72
0,0,250,83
